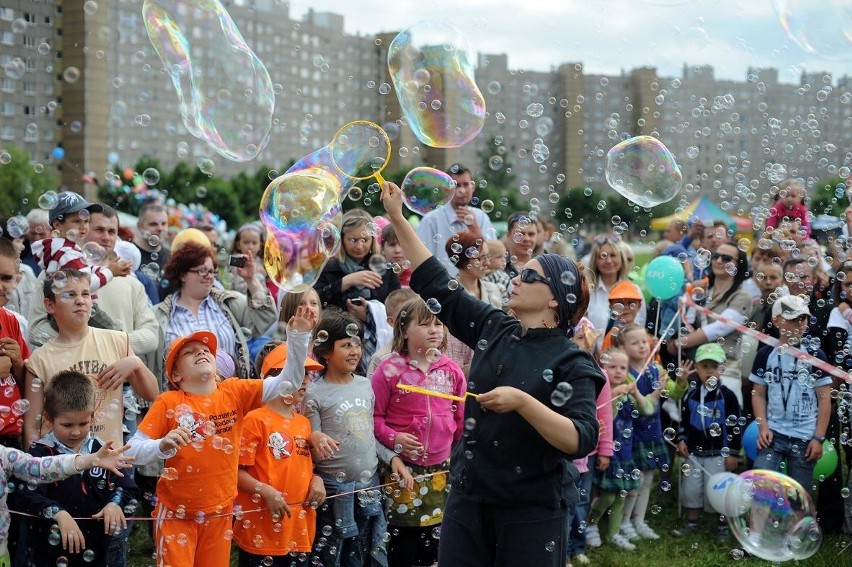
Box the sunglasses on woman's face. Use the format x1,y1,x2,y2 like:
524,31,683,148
519,268,551,285
711,252,735,263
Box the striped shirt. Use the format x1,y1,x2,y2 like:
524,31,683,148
30,237,113,291
166,292,237,362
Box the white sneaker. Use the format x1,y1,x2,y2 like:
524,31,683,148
585,524,602,548
619,521,640,541
610,533,637,551
634,521,660,540
572,553,591,565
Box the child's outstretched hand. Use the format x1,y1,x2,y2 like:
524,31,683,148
93,502,127,535
159,427,193,454
108,258,133,277
310,431,340,461
288,305,318,334
55,510,86,553
79,441,134,477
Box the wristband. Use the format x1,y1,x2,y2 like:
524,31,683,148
811,435,825,443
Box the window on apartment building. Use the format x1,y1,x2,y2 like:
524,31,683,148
0,8,13,21
23,36,36,48
23,83,35,95
0,126,13,140
1,102,14,116
1,32,12,45
1,78,13,93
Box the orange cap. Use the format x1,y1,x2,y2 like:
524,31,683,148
261,342,324,378
608,280,643,301
165,331,217,383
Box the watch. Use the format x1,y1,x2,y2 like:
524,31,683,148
811,435,825,443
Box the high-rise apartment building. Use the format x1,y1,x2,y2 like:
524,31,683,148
1,0,849,213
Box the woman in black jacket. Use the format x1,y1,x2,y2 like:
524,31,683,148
381,181,604,567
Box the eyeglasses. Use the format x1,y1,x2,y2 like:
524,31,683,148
519,268,551,286
188,267,215,277
711,253,736,263
594,234,622,246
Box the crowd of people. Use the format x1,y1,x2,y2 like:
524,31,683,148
0,168,850,567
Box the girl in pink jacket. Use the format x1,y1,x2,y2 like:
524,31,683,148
372,296,466,567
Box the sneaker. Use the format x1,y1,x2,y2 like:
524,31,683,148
585,524,602,548
572,553,591,565
619,521,640,541
671,522,699,538
609,533,637,551
634,522,660,540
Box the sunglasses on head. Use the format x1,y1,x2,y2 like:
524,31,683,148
594,234,622,246
711,252,736,263
519,268,551,286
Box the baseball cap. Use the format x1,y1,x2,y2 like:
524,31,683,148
165,330,217,383
609,280,643,301
695,343,726,364
49,191,104,225
261,342,324,378
771,294,811,320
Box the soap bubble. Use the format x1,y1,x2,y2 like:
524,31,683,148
401,167,456,215
707,470,822,562
143,0,274,161
425,298,441,314
387,20,485,148
771,1,852,62
605,136,682,208
329,121,390,188
62,67,81,84
5,215,28,238
259,169,342,233
368,255,388,275
142,167,160,186
263,217,340,293
3,58,25,80
550,382,573,407
81,242,107,266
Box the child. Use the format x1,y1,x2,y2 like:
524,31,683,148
304,311,413,567
673,343,741,539
0,424,131,565
230,223,277,298
366,288,418,378
585,348,652,551
234,337,328,567
13,371,139,567
612,325,675,541
126,308,316,567
380,224,411,288
750,294,832,493
766,179,811,239
371,297,466,567
30,191,132,292
750,260,784,335
481,239,511,298
601,280,644,351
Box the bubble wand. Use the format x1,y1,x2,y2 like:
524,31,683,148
329,120,390,190
396,383,478,403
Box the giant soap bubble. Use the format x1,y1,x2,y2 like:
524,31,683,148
143,0,274,161
401,167,456,215
387,20,486,148
706,470,821,562
264,218,341,293
259,169,342,231
771,0,852,62
605,135,683,208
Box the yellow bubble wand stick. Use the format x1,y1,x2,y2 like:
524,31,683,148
396,383,478,403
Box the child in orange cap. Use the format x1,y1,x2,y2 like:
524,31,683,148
233,341,327,566
126,306,318,567
602,280,645,351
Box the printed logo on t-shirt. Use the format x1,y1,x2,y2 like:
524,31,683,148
267,432,293,459
176,411,207,442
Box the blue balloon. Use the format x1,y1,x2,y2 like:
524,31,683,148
645,255,685,300
51,147,64,160
743,420,759,461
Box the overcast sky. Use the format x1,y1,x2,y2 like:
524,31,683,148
287,0,850,84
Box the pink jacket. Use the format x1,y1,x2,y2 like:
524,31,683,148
573,374,614,473
372,352,467,466
766,202,811,237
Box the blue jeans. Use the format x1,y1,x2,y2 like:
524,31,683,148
568,455,596,556
754,431,815,494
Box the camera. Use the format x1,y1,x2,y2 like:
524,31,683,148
229,255,247,268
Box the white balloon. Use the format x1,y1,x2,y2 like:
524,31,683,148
706,471,739,516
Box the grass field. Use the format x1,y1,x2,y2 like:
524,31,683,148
124,476,851,567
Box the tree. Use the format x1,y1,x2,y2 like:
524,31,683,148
808,176,847,217
0,144,57,215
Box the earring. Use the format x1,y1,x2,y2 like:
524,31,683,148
542,307,560,329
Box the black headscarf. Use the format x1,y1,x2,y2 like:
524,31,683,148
536,253,583,336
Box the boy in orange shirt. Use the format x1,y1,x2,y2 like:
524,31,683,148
126,308,317,567
233,341,327,566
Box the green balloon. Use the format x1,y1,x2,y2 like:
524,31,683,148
813,441,838,480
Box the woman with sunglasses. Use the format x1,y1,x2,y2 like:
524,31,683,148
381,181,605,567
585,234,646,338
156,241,277,379
667,241,751,407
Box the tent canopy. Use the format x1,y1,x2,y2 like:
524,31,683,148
650,196,753,232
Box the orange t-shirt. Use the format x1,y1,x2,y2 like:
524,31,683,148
138,378,262,514
233,406,317,555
